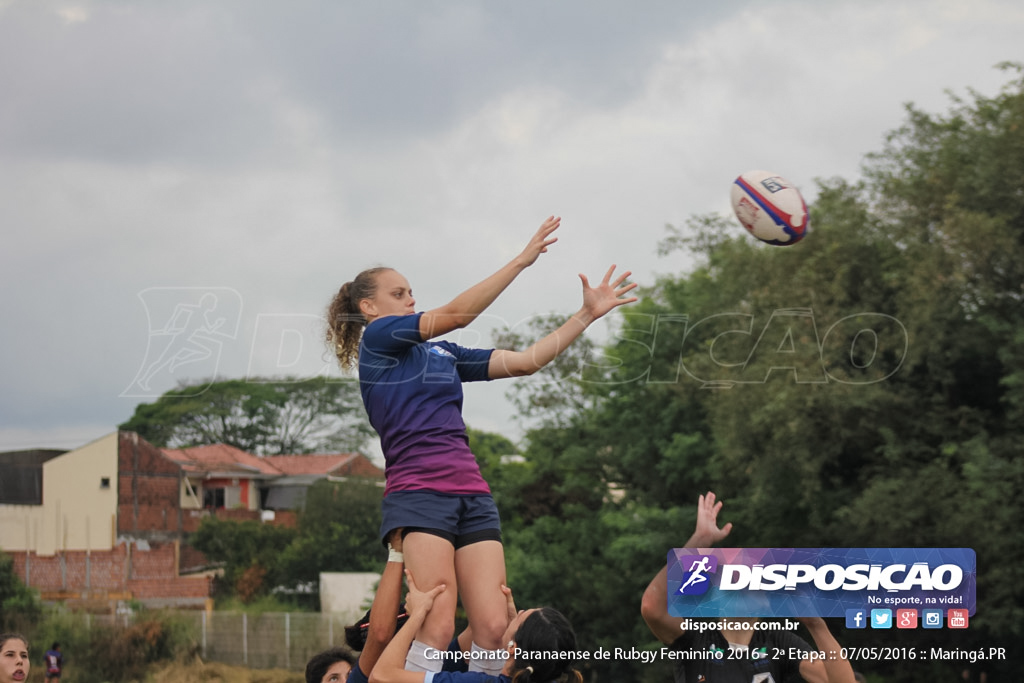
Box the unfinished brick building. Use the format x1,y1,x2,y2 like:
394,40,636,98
0,431,382,611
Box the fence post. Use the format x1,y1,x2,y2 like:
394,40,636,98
285,613,291,670
201,611,207,660
243,613,248,667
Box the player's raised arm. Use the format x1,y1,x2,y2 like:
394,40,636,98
488,264,637,379
641,492,732,644
417,216,560,341
796,618,857,683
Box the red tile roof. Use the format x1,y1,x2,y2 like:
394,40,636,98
262,453,359,475
162,444,282,476
161,445,383,479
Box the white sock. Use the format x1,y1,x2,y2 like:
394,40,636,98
467,642,507,675
405,639,442,672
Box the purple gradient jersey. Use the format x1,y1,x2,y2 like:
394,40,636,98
359,313,494,496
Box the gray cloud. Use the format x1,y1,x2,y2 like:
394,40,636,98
1,0,1022,450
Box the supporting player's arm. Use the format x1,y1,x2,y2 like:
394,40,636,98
418,217,560,340
641,492,733,644
369,572,445,683
357,529,406,678
488,265,637,379
797,618,857,683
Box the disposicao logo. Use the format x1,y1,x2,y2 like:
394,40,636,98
666,548,976,618
676,555,718,596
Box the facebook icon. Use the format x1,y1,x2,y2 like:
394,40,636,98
845,609,867,629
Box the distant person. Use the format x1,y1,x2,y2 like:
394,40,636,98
43,643,61,679
0,633,30,683
326,216,636,674
640,492,856,683
44,642,62,680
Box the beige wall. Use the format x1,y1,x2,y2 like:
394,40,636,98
319,572,380,622
180,477,202,509
0,432,118,555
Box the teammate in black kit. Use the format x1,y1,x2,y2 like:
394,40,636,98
641,492,856,683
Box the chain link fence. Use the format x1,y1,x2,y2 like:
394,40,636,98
83,611,353,672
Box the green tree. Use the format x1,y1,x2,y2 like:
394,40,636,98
489,65,1024,682
279,478,385,580
120,376,374,454
187,479,385,603
0,550,40,631
188,517,297,602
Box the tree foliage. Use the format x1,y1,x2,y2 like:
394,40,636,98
189,517,298,602
492,65,1024,682
279,478,385,581
120,376,374,455
188,478,384,604
0,550,41,632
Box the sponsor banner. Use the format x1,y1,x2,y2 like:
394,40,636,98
667,548,975,618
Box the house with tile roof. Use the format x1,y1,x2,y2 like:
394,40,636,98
0,431,383,610
162,444,384,516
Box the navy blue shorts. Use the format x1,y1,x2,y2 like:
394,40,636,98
381,490,502,548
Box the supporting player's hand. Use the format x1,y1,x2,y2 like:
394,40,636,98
501,584,517,624
691,491,733,547
579,265,638,322
515,216,560,268
404,570,446,618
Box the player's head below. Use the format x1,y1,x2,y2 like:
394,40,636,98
0,634,30,683
327,266,399,369
0,635,28,652
304,646,357,683
506,607,583,683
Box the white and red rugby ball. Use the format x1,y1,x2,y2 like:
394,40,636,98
730,170,809,246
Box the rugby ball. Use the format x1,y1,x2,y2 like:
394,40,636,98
730,170,809,246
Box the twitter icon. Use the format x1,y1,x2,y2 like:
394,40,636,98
870,609,893,629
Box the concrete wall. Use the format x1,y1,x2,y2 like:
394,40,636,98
0,432,119,555
319,572,380,624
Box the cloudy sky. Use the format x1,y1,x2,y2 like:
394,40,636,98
1,0,1022,455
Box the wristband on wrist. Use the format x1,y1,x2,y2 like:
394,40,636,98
387,543,404,563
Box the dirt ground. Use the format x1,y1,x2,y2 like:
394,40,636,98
147,660,305,683
24,659,306,683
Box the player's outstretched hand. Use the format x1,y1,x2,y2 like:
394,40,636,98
515,216,561,268
579,265,638,321
692,491,733,547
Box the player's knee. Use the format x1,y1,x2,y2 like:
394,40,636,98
472,613,510,649
419,602,457,648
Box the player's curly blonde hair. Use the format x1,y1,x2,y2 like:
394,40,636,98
326,267,392,370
